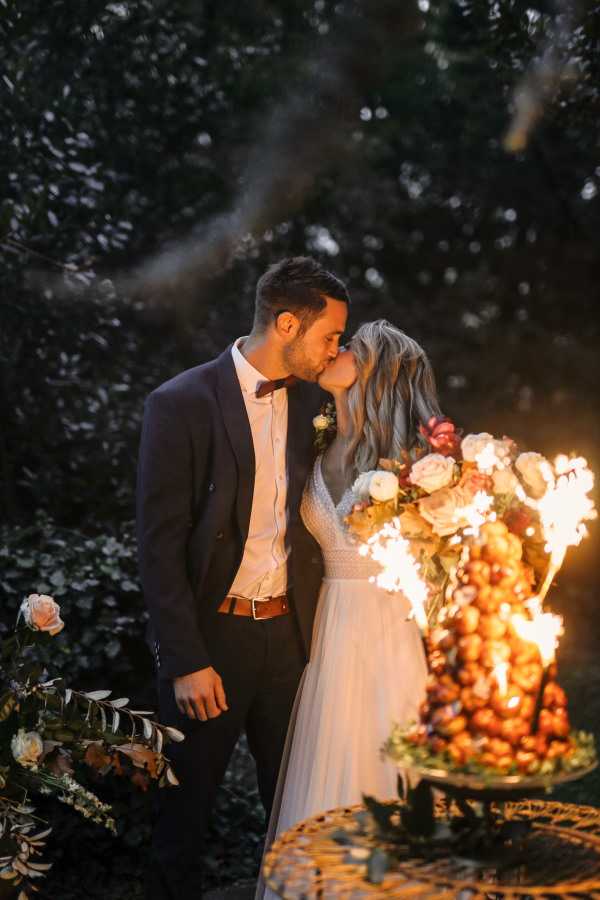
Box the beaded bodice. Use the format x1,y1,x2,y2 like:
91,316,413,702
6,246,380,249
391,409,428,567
300,456,381,580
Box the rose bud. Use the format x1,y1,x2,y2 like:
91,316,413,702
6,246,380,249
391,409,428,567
457,662,485,686
515,750,539,773
453,605,480,635
479,614,507,641
460,687,487,713
458,633,483,662
480,639,511,669
511,663,543,694
491,685,524,719
471,708,503,737
500,717,530,746
542,682,568,710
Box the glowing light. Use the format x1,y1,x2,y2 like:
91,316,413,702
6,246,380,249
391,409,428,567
360,519,429,632
493,662,509,695
475,441,507,473
511,611,564,666
454,490,495,537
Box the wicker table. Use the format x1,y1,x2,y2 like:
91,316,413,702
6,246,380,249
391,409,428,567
263,800,600,898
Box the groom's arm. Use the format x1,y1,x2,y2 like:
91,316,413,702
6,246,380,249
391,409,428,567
136,388,211,681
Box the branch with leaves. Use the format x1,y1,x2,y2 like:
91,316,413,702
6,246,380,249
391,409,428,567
0,593,184,898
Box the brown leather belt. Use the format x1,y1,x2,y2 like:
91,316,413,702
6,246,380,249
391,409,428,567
217,594,289,620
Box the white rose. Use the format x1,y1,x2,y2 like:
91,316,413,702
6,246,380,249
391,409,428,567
409,453,455,493
368,470,400,502
20,593,64,636
515,451,553,498
492,467,519,495
418,486,472,536
351,470,378,501
312,414,330,431
461,433,495,462
11,729,44,769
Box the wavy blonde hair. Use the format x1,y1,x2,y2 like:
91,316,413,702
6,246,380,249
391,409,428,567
345,320,442,474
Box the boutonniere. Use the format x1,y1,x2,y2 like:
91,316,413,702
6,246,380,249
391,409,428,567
313,401,336,452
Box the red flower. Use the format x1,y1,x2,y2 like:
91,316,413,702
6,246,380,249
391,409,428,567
419,416,462,457
505,506,532,537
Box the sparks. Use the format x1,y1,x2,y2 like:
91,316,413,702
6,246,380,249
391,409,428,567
361,519,430,632
511,610,564,666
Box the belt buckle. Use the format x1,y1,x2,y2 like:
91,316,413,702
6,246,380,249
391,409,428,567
251,597,268,620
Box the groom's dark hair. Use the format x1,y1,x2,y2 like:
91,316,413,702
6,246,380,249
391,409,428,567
253,256,350,334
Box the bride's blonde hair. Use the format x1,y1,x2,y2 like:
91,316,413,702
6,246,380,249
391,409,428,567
345,320,441,474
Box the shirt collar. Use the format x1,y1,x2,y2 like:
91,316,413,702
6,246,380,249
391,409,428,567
231,337,271,397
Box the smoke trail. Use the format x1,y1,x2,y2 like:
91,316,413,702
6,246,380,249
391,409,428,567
123,0,421,307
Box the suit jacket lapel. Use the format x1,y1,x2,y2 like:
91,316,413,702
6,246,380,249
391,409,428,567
215,347,255,542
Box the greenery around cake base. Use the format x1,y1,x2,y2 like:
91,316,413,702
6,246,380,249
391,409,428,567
384,725,597,784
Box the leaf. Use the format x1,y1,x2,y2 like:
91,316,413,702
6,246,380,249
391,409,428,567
111,709,120,733
83,690,111,701
154,728,163,754
109,697,130,709
164,726,185,742
166,766,179,786
142,718,153,741
100,705,107,733
128,710,154,715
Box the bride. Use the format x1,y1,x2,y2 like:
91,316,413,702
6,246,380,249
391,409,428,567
257,320,442,897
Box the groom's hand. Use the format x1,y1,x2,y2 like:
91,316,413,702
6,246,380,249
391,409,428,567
173,666,228,721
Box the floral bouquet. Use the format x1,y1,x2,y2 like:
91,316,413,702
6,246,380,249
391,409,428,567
342,417,595,624
0,593,183,898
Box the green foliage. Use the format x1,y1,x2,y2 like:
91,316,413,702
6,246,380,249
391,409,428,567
0,516,150,693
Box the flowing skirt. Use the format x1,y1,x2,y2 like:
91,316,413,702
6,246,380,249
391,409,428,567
257,576,427,898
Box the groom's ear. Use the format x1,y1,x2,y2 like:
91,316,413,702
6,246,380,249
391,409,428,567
274,310,301,341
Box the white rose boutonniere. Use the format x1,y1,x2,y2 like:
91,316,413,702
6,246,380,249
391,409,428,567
312,414,329,431
409,453,455,493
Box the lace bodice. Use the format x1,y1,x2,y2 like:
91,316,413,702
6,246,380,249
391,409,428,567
300,456,381,580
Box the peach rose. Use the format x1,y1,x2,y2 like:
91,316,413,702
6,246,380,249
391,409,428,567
418,486,472,536
409,453,455,493
11,729,44,769
492,467,519,495
20,593,64,635
515,452,553,498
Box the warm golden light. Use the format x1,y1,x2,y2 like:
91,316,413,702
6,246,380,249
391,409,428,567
511,610,564,667
360,519,429,632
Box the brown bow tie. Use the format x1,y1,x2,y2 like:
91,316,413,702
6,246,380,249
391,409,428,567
255,375,298,399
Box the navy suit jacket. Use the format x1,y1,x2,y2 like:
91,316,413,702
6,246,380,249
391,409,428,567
136,346,325,680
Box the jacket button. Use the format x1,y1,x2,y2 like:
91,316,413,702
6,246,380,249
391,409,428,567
216,531,224,540
209,482,215,492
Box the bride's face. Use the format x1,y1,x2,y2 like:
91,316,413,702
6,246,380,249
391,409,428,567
318,345,358,393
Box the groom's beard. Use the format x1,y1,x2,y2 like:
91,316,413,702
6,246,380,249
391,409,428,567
282,338,327,383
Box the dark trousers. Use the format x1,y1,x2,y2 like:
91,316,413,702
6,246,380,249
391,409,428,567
147,611,306,899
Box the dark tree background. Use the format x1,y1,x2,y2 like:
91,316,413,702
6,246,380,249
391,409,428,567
1,1,599,897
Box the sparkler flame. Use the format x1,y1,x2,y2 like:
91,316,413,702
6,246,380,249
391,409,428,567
537,455,596,569
511,611,564,666
360,519,429,632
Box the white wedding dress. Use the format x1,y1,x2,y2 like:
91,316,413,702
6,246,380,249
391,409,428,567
257,456,427,899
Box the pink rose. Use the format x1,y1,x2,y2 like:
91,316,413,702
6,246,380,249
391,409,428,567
418,486,472,536
20,593,64,636
409,453,455,493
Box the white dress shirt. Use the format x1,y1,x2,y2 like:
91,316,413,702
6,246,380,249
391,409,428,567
228,338,289,599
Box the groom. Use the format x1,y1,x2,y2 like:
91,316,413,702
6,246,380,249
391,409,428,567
136,256,350,898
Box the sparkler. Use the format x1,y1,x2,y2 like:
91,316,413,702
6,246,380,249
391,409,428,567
534,455,596,605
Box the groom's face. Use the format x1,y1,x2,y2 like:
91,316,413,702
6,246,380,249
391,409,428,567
282,296,348,381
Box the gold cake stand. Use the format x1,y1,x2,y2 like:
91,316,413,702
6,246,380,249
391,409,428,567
264,796,600,898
